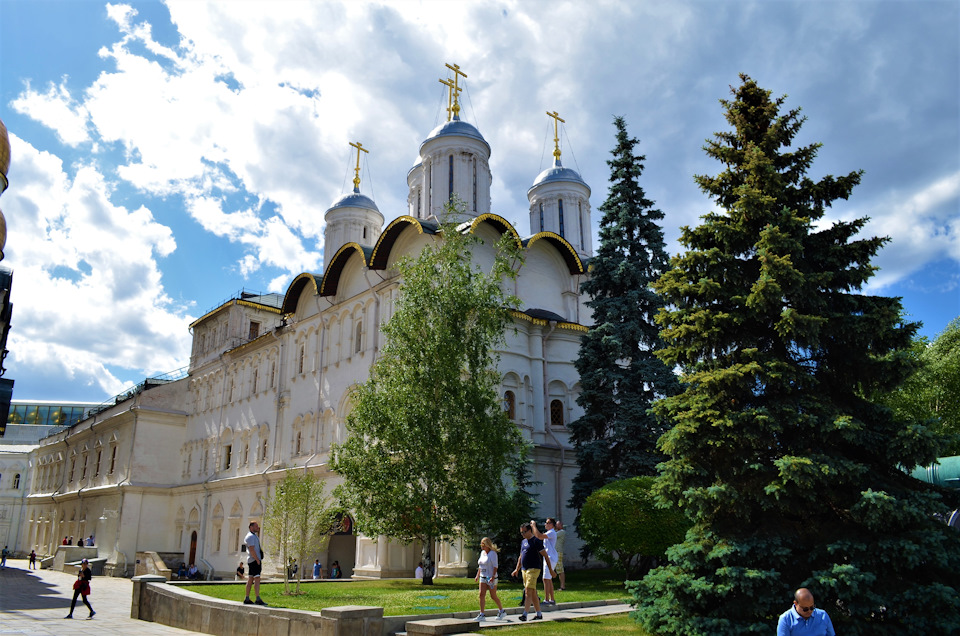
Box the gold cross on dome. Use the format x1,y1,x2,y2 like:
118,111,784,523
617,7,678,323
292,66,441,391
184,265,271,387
444,62,467,119
438,77,457,122
547,111,565,162
349,141,368,192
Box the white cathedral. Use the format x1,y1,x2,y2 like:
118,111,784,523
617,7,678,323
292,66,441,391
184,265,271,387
4,68,599,579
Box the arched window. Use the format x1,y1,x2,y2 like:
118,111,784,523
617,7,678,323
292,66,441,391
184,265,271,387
295,431,303,456
448,154,454,202
13,473,19,489
261,439,269,462
539,202,544,232
95,449,102,476
504,391,516,421
550,399,565,427
558,199,565,238
109,446,117,474
355,321,363,354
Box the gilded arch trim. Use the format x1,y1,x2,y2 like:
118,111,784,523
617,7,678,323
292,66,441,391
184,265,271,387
523,232,585,274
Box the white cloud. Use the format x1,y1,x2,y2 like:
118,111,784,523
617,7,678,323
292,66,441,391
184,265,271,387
2,135,193,394
10,80,90,146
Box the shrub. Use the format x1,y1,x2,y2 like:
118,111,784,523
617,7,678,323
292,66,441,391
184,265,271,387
579,476,689,578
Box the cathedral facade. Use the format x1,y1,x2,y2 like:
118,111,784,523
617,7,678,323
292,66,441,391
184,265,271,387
14,78,597,579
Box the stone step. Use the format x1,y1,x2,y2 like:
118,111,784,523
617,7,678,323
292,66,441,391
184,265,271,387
405,616,482,635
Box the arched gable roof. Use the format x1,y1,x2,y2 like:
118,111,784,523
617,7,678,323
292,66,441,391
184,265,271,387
282,273,321,314
369,216,440,270
459,213,522,246
523,232,585,274
320,242,374,297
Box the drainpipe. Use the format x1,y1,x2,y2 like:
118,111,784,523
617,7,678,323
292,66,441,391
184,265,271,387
539,322,566,517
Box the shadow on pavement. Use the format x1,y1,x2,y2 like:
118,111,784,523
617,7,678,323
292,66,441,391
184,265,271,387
0,565,74,612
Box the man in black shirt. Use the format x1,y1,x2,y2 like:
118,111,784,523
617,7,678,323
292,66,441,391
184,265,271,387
510,522,553,621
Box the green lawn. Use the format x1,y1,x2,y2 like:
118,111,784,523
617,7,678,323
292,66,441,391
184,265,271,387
188,568,631,616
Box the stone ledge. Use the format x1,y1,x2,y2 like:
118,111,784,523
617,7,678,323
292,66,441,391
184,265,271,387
405,617,480,635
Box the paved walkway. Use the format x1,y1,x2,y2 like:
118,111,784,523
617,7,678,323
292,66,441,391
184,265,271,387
0,558,633,634
0,559,195,635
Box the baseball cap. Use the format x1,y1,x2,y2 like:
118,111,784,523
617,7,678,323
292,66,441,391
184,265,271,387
81,558,89,563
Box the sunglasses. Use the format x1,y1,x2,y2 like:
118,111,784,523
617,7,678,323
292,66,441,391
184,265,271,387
796,603,815,612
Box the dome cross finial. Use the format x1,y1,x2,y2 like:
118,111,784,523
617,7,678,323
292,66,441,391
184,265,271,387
547,110,565,164
440,62,467,121
349,141,369,192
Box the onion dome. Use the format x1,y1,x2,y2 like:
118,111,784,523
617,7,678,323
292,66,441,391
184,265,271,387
326,189,380,214
420,119,490,155
528,159,590,196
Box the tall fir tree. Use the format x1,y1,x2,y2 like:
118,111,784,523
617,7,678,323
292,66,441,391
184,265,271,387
569,116,678,519
635,74,960,635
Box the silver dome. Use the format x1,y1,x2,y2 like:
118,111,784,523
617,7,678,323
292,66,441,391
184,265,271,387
327,190,380,213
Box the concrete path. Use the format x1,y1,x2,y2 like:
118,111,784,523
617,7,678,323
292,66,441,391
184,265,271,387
0,559,195,635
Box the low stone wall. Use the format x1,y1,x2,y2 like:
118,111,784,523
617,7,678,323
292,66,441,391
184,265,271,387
136,551,173,581
131,576,384,636
131,575,624,636
53,546,99,572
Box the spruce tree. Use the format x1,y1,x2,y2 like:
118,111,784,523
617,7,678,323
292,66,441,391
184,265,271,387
569,116,677,519
635,74,960,635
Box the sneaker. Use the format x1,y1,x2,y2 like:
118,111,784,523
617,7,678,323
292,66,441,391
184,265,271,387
474,614,486,621
87,611,96,619
496,609,507,620
243,599,254,605
254,598,268,606
533,614,543,620
519,614,528,622
64,615,73,619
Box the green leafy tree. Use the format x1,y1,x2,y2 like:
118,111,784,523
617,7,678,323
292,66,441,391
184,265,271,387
635,74,960,635
880,318,960,454
332,200,524,585
262,470,340,595
579,476,689,578
569,116,678,520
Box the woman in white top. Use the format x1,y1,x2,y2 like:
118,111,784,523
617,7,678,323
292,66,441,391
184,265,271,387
474,537,506,621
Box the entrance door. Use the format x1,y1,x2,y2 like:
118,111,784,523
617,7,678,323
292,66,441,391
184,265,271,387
189,531,198,565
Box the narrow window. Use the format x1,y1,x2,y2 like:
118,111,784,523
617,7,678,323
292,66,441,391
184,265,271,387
355,321,363,354
224,445,232,469
109,446,117,474
186,452,192,475
234,528,241,552
261,439,268,462
295,431,302,455
472,157,477,211
252,368,259,394
203,449,209,474
228,378,235,402
363,226,367,240
578,201,584,248
298,345,305,374
550,399,565,427
248,321,260,340
417,188,422,218
81,455,88,480
448,154,454,202
427,164,432,213
504,391,516,421
558,199,565,238
95,450,101,476
216,528,222,552
68,459,75,482
539,202,544,232
199,333,206,352
270,361,276,388
13,473,20,489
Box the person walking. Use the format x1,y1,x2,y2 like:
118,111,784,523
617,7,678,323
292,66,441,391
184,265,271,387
777,588,835,636
511,522,553,622
29,550,37,569
554,520,567,590
65,558,95,619
313,559,323,579
530,518,559,605
474,537,506,622
243,520,267,606
1,545,8,568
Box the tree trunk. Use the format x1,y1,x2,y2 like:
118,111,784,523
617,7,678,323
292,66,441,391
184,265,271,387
421,537,434,585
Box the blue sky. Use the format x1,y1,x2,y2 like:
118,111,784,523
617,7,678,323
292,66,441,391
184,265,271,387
1,0,957,402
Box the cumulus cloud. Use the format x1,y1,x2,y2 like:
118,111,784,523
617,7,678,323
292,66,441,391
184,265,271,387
10,80,90,146
3,134,192,395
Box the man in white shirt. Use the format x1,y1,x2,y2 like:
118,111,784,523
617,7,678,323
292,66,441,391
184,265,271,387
243,521,268,606
531,518,559,605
